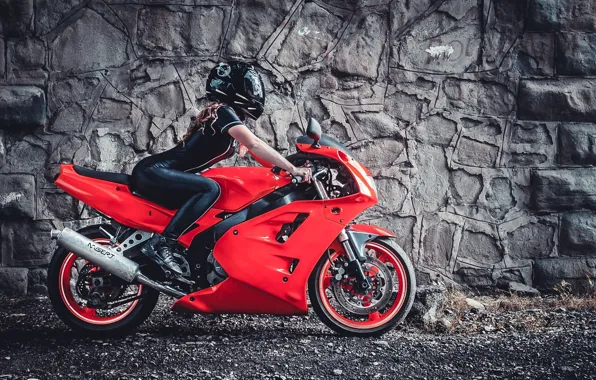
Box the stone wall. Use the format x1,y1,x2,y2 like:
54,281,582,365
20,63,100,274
1,0,596,295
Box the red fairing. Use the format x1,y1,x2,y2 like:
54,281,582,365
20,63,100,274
54,165,290,245
172,201,348,314
202,166,290,212
172,144,380,315
54,165,175,234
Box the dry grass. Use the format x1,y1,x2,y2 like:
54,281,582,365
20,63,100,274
433,281,596,334
445,290,596,313
445,278,596,314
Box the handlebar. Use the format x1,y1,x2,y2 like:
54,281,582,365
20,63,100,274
291,168,326,184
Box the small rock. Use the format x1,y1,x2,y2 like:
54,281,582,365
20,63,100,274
440,317,453,329
374,340,390,348
465,298,485,311
408,283,447,328
508,282,540,296
333,369,343,376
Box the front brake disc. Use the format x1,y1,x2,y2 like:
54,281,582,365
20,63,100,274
331,256,394,316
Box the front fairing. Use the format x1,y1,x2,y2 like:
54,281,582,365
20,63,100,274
295,141,378,224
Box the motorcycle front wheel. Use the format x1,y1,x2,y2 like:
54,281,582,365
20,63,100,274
47,224,159,336
308,237,416,337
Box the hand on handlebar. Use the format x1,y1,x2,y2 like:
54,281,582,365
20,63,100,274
290,167,313,183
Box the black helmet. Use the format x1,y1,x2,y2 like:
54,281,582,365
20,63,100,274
206,61,265,120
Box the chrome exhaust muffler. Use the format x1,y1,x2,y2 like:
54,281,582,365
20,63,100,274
50,228,186,298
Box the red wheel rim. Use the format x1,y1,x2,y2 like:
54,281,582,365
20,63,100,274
318,242,408,330
59,238,143,325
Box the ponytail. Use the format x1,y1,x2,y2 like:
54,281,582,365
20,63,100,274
181,102,225,144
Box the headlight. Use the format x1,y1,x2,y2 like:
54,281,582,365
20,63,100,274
350,162,377,197
365,175,378,196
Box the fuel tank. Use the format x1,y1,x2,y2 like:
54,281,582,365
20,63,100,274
203,166,291,212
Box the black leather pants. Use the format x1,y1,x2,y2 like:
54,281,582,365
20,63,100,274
131,160,220,239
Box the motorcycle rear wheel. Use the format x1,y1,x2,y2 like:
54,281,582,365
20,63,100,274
48,224,159,336
308,237,416,337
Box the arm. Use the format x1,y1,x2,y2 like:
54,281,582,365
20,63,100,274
238,142,274,168
228,124,312,181
249,149,275,168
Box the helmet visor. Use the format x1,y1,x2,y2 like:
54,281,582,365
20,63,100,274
244,70,265,106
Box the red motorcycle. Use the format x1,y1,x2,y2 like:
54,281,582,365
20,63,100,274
48,119,415,337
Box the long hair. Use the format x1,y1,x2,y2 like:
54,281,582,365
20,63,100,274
181,102,225,144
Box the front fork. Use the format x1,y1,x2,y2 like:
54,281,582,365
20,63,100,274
312,176,372,291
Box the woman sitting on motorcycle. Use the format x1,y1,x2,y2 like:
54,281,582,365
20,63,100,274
131,61,312,275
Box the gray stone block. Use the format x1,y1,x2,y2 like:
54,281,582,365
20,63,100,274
556,33,596,75
0,136,50,174
395,1,480,74
7,38,45,70
518,79,596,122
332,13,387,79
226,0,294,58
458,230,502,266
0,174,35,219
411,115,457,146
510,122,554,145
535,258,596,283
486,178,515,220
0,268,28,296
274,2,347,70
0,86,46,128
411,144,449,213
0,0,33,37
456,267,495,288
449,170,482,205
506,222,555,260
51,9,129,72
558,123,596,165
508,282,540,296
531,168,596,212
136,6,224,57
37,190,79,220
7,38,47,85
442,79,515,117
1,221,54,267
421,217,455,269
28,268,47,294
560,213,596,257
454,137,499,167
528,0,596,32
517,33,555,76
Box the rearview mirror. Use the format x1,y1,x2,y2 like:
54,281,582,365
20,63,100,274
306,118,322,148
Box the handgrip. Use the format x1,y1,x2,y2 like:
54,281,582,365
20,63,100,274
291,175,303,184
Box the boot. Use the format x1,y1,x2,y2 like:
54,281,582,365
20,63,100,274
157,237,184,275
141,235,183,275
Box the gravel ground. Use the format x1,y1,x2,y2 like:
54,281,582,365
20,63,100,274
0,295,595,380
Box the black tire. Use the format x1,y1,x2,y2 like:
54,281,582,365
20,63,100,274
308,237,416,337
48,224,159,337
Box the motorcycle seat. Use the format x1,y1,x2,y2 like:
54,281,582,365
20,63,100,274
73,165,131,186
